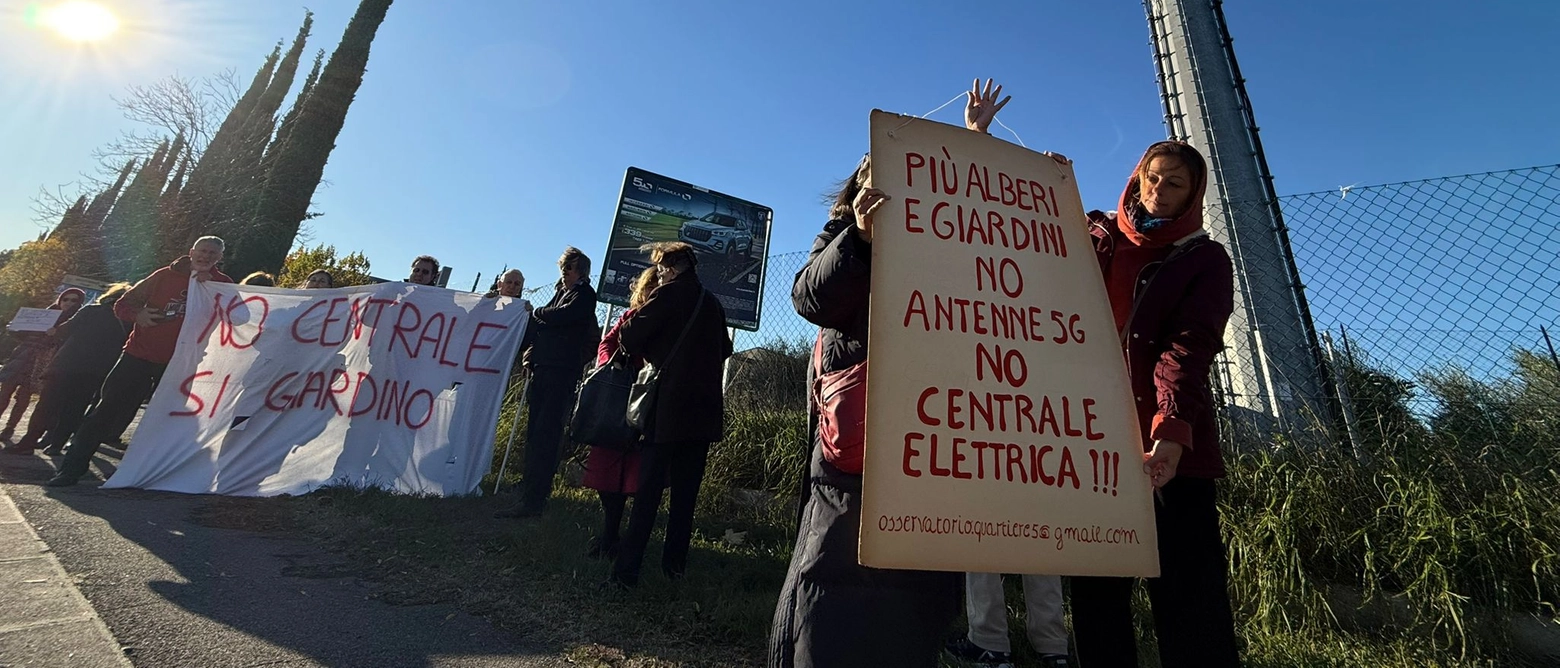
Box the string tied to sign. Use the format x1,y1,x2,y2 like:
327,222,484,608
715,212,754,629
886,90,1028,148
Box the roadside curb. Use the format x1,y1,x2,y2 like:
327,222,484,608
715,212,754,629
0,474,131,668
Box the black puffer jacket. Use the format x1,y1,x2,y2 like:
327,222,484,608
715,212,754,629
768,218,960,668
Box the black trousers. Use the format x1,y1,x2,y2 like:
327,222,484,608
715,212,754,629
612,440,710,585
22,371,101,448
1070,477,1240,668
56,354,165,480
518,366,581,512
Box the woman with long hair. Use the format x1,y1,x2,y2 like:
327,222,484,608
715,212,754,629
0,288,85,443
581,266,659,559
768,82,1018,667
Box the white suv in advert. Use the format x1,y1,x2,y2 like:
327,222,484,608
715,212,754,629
677,212,754,261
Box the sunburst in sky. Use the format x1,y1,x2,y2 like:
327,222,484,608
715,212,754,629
28,1,120,42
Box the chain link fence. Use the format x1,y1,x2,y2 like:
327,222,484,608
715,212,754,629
517,164,1559,455
1218,165,1560,452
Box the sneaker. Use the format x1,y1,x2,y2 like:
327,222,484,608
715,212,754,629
44,475,78,487
1038,653,1071,668
944,637,1013,667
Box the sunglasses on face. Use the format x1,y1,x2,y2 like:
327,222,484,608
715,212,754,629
411,268,433,275
501,280,523,286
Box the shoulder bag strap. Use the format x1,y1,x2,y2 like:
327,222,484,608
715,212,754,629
662,289,707,364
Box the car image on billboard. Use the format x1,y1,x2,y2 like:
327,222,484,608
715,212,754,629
598,167,773,331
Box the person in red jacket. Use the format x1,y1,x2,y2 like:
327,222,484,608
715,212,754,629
1069,141,1240,667
48,236,234,487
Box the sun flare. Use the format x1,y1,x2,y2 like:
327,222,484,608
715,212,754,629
39,1,119,42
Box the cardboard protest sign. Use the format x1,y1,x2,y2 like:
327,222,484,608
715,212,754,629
859,110,1159,577
104,280,528,497
5,307,62,332
599,167,773,330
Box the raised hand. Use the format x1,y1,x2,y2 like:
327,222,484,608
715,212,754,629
965,78,1011,134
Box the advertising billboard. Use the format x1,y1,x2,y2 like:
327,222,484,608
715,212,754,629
599,167,773,330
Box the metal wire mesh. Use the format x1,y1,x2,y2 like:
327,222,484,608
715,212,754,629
528,165,1560,450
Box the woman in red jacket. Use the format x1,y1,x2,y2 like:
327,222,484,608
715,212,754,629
583,267,659,559
1070,141,1239,667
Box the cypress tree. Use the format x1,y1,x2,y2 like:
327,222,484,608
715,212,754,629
84,158,135,226
269,49,324,166
48,196,90,243
176,44,281,247
102,139,182,279
232,0,393,276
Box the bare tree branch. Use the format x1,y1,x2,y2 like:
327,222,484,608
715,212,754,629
30,70,237,225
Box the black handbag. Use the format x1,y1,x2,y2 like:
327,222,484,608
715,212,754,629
626,290,707,433
568,351,640,450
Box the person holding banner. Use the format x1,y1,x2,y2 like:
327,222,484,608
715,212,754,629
407,255,441,287
0,288,85,443
495,247,599,518
8,284,131,456
301,270,334,289
1065,141,1240,666
609,242,731,587
240,272,276,286
490,269,526,299
582,266,657,559
47,236,234,487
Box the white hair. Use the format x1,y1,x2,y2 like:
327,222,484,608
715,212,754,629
192,235,226,251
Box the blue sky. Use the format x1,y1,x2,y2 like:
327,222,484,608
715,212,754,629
3,0,1557,300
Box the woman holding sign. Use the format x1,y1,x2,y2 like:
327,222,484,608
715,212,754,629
1068,141,1240,667
0,288,85,444
769,82,1016,668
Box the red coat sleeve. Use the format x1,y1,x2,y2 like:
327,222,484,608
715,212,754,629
1150,245,1235,450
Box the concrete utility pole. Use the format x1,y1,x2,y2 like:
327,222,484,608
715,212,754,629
1143,0,1335,440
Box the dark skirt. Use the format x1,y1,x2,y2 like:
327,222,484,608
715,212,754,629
768,446,961,668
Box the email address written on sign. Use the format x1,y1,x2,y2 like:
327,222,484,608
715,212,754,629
875,513,1142,551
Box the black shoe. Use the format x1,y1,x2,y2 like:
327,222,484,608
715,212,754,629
945,637,1013,667
0,428,13,443
44,475,78,488
41,445,64,456
492,505,542,519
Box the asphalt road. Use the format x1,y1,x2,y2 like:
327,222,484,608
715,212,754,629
0,443,565,668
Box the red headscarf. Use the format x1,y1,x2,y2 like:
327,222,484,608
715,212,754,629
1116,141,1209,248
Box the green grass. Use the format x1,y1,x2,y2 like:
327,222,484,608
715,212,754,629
284,484,789,667
272,359,1560,666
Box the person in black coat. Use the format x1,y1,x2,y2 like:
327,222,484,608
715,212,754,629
496,247,601,518
610,242,732,587
8,284,132,455
767,153,965,667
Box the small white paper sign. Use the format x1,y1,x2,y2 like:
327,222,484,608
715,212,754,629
6,307,62,333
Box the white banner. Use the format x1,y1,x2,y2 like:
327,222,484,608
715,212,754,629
105,280,529,497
